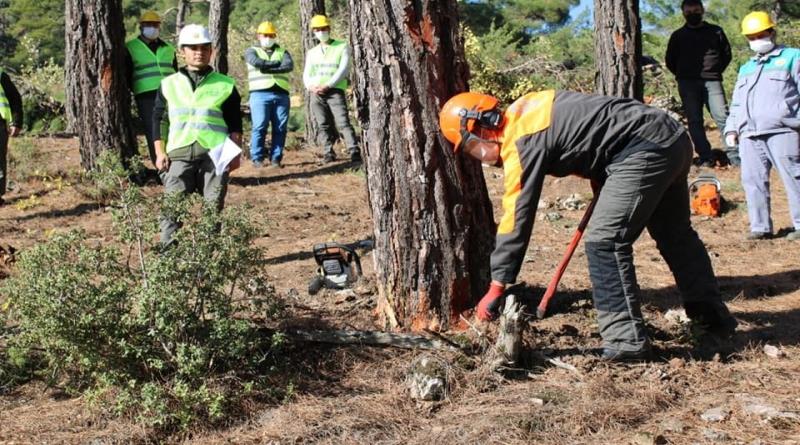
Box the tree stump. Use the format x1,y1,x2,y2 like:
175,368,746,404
487,295,524,372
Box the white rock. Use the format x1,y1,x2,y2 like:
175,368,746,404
664,309,691,325
700,406,730,422
763,344,785,359
702,428,730,441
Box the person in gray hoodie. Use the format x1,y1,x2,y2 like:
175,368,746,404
724,12,800,241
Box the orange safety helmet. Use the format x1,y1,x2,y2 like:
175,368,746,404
439,92,503,150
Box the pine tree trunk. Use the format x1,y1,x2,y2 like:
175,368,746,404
299,0,326,149
208,0,230,74
64,0,136,170
176,0,190,35
348,0,495,331
593,0,643,100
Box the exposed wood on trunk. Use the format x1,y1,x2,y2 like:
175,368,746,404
64,0,136,170
347,0,495,331
593,0,643,100
299,0,326,147
208,0,230,74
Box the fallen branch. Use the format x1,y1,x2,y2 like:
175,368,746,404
289,329,461,352
533,351,583,380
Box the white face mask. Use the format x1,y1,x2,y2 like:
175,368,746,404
141,26,160,40
259,37,275,48
314,31,330,43
749,38,775,54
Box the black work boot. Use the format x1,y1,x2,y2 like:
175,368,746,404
684,301,738,359
600,344,653,363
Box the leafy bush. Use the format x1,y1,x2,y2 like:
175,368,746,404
1,152,283,431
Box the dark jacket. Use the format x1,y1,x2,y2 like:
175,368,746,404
490,90,685,283
666,22,732,80
0,72,23,126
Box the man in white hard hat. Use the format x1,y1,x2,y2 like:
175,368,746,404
152,24,243,245
125,10,177,178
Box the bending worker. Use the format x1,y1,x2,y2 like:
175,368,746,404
125,10,177,170
439,90,737,362
152,24,243,245
724,12,800,241
245,21,294,168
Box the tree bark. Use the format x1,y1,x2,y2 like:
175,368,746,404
593,0,642,100
176,0,190,35
348,0,495,331
208,0,230,74
65,0,136,170
299,0,326,148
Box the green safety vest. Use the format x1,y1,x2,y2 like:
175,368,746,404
0,68,11,123
126,38,176,95
247,46,290,92
161,71,235,153
306,39,349,90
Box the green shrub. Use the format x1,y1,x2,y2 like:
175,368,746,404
1,151,282,431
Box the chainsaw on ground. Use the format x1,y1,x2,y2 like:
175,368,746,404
690,173,722,217
308,242,363,295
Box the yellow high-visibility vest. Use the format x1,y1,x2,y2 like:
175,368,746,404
247,46,290,92
160,71,235,152
126,38,176,94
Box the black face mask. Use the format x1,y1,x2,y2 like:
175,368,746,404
685,13,703,26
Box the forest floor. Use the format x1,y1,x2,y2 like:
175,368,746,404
0,133,799,444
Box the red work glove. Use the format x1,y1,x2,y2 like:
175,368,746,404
476,282,506,321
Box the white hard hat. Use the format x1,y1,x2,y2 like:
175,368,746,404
178,24,212,46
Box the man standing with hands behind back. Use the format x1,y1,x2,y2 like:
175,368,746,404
666,0,738,167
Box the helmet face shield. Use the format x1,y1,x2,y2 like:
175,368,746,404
460,131,502,166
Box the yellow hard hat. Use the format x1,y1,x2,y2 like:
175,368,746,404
257,21,277,35
140,10,161,23
310,15,330,29
741,11,775,35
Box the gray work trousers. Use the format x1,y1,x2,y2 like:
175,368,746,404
159,154,228,245
135,92,158,164
740,131,800,233
310,88,360,157
0,121,7,197
585,132,729,352
677,79,739,163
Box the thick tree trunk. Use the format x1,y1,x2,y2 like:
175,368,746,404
348,0,495,331
65,0,136,170
208,0,230,74
593,0,642,100
176,0,190,35
299,0,326,148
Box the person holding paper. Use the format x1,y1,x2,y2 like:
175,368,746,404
152,24,243,245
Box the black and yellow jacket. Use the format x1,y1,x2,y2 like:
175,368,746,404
491,90,685,283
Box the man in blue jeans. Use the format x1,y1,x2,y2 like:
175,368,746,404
245,21,294,168
666,0,739,167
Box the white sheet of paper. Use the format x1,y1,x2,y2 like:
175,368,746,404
208,137,242,175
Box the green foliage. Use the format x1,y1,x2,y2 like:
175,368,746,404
0,0,64,68
460,0,579,35
464,23,595,103
10,37,66,134
1,152,282,431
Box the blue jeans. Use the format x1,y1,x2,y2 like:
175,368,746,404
677,79,739,163
249,90,290,163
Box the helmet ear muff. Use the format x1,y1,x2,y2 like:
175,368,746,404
458,108,502,131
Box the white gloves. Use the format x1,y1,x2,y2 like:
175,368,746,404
725,133,738,148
